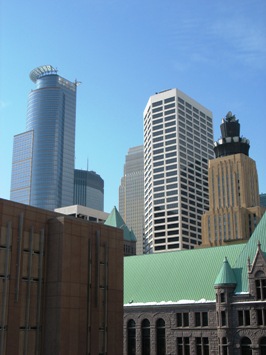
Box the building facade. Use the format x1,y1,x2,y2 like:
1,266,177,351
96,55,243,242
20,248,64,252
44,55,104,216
143,88,214,253
10,65,78,211
123,212,266,354
74,169,104,211
202,112,265,247
119,145,144,255
0,198,123,355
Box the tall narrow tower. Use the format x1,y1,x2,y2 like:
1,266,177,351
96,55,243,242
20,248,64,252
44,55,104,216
119,145,144,255
10,65,77,210
144,89,214,253
202,112,265,246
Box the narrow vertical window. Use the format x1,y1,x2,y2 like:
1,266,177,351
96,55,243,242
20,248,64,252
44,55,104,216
156,318,165,355
127,320,136,355
141,319,150,355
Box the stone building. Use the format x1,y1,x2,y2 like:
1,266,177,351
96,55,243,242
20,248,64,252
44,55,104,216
202,112,265,247
123,211,266,354
0,198,123,355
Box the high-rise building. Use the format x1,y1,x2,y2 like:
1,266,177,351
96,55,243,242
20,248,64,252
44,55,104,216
260,193,266,208
74,169,104,211
143,88,214,253
119,145,144,255
202,112,265,247
10,65,78,210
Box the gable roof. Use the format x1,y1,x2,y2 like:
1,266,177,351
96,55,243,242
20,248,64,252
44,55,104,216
105,207,137,242
124,212,266,305
124,244,243,305
233,211,266,293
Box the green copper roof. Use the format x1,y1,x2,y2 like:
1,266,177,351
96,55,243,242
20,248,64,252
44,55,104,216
124,244,243,304
124,212,266,305
233,211,266,293
214,257,236,286
105,207,137,242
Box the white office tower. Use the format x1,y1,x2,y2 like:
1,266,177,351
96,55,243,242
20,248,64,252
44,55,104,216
144,89,214,253
119,145,144,255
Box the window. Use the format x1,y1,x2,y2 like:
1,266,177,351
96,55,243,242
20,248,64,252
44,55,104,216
141,319,150,355
221,311,227,326
177,337,190,355
196,337,209,355
257,309,266,325
195,312,208,326
238,310,250,326
240,337,252,355
177,312,189,327
221,337,228,355
255,272,266,300
260,337,266,354
156,319,166,355
127,320,136,355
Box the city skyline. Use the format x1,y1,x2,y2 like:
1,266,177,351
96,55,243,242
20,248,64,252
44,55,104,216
1,0,266,212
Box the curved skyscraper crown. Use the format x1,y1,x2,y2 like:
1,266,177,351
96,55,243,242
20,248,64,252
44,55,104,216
214,111,250,158
11,65,77,210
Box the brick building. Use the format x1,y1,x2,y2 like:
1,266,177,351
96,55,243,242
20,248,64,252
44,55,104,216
124,212,266,354
0,198,123,355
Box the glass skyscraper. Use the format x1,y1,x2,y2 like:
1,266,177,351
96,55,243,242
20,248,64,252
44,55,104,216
10,65,78,210
74,169,104,211
144,88,214,253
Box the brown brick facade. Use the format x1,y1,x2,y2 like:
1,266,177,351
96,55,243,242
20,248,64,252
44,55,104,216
0,198,123,355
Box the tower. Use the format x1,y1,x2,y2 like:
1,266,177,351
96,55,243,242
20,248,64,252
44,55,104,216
202,112,265,246
143,89,214,253
74,169,104,211
119,145,144,255
10,65,78,210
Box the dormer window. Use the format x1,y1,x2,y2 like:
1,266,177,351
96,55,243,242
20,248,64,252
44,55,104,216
255,271,266,300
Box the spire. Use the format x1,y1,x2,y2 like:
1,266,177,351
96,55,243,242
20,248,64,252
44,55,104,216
104,207,137,242
214,257,237,286
213,112,250,158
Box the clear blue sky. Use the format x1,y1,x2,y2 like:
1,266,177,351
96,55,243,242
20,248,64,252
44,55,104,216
1,0,265,212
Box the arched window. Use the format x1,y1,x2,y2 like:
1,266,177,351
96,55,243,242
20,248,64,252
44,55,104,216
156,318,165,355
141,319,150,355
260,337,266,355
255,271,266,300
127,320,136,355
240,337,252,355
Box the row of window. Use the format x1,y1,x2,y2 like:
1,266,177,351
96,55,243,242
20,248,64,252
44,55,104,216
127,318,266,355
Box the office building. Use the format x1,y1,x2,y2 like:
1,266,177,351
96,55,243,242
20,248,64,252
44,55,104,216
202,112,265,247
260,193,266,208
10,65,78,210
119,145,144,255
0,198,123,355
143,88,214,253
74,169,104,211
123,212,266,354
55,204,108,223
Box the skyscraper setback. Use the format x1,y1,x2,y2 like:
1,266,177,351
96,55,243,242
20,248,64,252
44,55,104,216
10,65,78,210
144,89,214,253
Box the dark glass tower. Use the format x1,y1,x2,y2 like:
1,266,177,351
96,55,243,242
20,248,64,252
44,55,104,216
74,169,104,211
10,65,78,210
214,111,250,158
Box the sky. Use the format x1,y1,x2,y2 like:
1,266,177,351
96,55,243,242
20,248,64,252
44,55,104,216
1,0,265,213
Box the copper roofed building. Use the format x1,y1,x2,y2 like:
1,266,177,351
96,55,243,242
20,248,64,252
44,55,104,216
123,211,266,354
